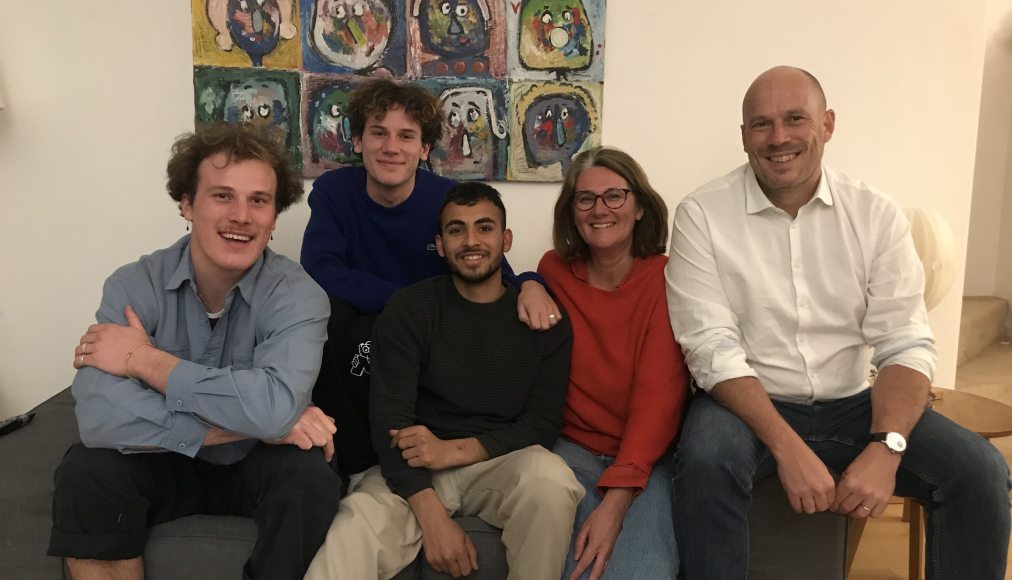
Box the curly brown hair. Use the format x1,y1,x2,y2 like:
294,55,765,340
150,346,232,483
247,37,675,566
552,147,669,262
166,123,303,214
347,78,443,147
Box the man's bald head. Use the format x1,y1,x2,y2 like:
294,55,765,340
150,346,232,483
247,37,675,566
743,66,827,122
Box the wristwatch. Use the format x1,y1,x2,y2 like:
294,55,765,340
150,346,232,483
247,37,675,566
869,432,907,455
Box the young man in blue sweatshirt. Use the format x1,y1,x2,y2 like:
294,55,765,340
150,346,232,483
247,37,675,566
301,79,561,479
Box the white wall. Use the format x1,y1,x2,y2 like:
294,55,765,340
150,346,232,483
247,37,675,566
0,1,988,417
967,0,1012,337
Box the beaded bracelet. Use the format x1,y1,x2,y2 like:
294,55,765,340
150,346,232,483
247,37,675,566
125,342,153,380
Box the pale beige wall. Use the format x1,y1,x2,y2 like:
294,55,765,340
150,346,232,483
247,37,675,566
0,1,988,417
968,0,1012,339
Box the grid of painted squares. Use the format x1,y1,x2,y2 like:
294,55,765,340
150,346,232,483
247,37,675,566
191,0,606,182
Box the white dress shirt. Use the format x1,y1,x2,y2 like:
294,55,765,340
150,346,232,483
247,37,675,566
665,164,936,403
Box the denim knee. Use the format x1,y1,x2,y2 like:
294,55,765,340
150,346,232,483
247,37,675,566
674,393,765,487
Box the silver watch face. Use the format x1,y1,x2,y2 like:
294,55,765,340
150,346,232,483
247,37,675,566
885,432,907,453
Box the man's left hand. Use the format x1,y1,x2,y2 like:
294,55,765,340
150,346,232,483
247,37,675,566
830,444,901,518
390,425,459,470
517,280,562,331
73,305,151,377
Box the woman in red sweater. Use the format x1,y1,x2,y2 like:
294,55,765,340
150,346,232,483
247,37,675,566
538,147,690,580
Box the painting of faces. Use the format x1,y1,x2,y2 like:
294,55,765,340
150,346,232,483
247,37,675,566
421,79,509,181
191,0,607,181
194,66,303,168
508,81,601,181
300,75,363,177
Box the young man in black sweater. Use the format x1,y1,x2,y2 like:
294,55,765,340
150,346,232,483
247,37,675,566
305,183,582,580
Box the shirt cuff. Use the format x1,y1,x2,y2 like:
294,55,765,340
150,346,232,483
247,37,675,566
157,411,210,458
476,433,507,459
597,462,650,492
164,359,208,414
390,472,434,500
879,354,935,384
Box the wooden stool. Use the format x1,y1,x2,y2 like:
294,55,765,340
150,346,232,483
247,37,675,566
904,387,1012,579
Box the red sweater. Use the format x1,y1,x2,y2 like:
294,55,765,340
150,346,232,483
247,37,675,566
538,251,689,491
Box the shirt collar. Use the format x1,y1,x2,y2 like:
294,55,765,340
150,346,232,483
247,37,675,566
743,164,834,214
164,235,266,305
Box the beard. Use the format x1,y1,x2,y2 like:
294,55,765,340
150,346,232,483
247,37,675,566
447,252,504,285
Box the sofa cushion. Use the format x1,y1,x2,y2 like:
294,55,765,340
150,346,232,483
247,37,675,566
0,388,77,579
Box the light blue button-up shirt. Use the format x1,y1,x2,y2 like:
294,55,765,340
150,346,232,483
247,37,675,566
72,236,329,465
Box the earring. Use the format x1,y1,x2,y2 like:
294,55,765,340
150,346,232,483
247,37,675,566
270,233,274,241
186,221,190,231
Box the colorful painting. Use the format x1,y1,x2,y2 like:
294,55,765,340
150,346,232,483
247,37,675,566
422,79,509,180
192,0,301,68
300,74,364,177
194,66,303,168
300,0,407,75
190,0,607,181
407,0,507,78
507,0,605,82
508,81,601,181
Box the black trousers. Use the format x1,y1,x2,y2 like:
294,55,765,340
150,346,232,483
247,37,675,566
48,442,342,580
313,296,379,479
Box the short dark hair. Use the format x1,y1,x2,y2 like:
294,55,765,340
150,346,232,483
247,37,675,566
166,123,303,214
438,182,507,231
552,147,669,262
347,79,443,147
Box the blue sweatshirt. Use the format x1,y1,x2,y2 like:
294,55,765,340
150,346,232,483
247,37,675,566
301,166,537,313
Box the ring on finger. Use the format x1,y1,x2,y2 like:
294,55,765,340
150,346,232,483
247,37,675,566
81,342,88,354
860,505,871,512
548,314,557,319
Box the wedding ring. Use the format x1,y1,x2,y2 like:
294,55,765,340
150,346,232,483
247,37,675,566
549,314,557,319
860,505,871,511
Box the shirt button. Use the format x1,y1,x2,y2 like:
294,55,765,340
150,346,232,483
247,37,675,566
178,443,186,449
176,400,183,407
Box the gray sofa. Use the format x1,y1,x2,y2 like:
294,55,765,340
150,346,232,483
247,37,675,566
0,388,856,579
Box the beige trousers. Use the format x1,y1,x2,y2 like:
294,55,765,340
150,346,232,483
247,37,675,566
304,445,584,580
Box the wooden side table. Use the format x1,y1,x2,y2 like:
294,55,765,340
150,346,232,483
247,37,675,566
905,387,1012,579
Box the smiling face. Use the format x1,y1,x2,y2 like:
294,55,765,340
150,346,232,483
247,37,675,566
572,166,642,258
353,106,431,205
741,67,835,203
180,152,278,289
436,199,512,299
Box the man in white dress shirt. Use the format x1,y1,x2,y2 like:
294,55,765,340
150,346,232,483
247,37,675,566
665,65,1010,580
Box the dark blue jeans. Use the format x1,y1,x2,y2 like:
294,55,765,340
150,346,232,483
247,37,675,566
672,388,1011,580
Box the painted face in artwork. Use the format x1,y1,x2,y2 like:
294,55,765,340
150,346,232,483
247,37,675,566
226,0,283,66
310,86,356,164
518,0,592,71
311,0,392,70
418,0,489,57
224,80,289,144
431,87,505,179
523,93,591,169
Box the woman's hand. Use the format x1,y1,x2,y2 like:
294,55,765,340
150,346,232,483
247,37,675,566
569,488,635,580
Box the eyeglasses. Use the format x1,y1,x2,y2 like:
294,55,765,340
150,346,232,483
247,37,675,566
573,188,632,211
